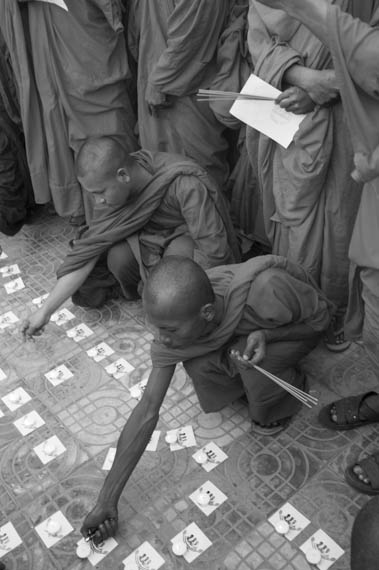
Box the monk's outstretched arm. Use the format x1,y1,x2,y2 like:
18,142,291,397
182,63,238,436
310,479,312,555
80,365,175,544
21,257,99,337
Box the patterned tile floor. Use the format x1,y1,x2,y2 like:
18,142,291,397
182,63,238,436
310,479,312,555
0,210,377,570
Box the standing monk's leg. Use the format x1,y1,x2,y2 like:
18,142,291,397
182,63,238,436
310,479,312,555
229,336,320,425
107,241,141,300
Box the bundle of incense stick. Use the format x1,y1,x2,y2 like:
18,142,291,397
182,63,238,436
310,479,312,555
197,88,275,103
253,364,318,409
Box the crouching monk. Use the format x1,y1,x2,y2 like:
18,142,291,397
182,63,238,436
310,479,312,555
21,137,239,335
80,255,333,544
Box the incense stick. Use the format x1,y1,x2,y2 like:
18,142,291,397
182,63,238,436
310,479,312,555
197,89,275,102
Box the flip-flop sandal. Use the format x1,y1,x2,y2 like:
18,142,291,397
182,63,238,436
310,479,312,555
251,417,290,436
345,452,379,495
318,391,379,430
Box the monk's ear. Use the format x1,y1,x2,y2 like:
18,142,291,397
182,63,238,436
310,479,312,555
116,167,131,184
200,303,215,322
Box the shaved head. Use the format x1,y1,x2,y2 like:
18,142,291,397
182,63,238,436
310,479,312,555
144,256,215,319
76,137,132,180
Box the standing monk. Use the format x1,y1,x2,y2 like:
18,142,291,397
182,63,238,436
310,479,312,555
127,0,231,188
21,137,239,335
246,0,363,351
77,255,332,544
254,0,379,494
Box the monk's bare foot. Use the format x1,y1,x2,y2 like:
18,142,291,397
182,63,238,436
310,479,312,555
330,393,379,423
353,464,371,485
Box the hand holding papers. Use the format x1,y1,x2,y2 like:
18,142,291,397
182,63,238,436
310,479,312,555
229,74,307,148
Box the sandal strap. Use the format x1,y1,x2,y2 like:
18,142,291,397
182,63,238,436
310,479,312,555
357,453,379,490
333,391,378,425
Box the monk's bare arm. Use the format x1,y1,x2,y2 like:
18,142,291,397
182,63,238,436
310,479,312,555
21,258,98,337
80,365,175,543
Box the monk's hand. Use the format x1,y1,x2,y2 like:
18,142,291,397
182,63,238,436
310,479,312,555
351,147,379,184
303,69,339,106
276,86,315,114
20,308,50,339
242,331,267,366
145,83,172,116
80,502,118,546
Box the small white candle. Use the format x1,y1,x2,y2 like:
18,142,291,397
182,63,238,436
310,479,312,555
130,387,142,399
172,541,187,556
305,549,322,565
197,492,210,506
194,451,208,465
23,415,36,429
9,392,22,404
43,441,57,456
275,520,290,535
46,519,61,535
165,432,177,444
76,542,91,559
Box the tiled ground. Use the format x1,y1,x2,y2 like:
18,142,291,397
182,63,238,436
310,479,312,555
0,210,377,570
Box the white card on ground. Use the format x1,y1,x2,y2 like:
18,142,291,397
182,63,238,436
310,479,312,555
34,435,66,465
146,430,160,452
122,540,165,570
0,251,8,260
192,441,228,472
171,522,212,563
0,409,4,418
269,502,311,541
44,364,73,386
50,308,75,326
4,277,25,294
0,368,7,381
300,529,345,570
66,323,94,342
0,311,19,330
0,521,22,557
35,511,73,548
230,73,306,149
14,410,45,436
102,447,116,470
105,358,135,379
87,342,114,362
168,425,197,451
0,264,21,278
77,536,118,566
2,387,32,411
32,293,49,307
189,480,228,516
129,376,149,400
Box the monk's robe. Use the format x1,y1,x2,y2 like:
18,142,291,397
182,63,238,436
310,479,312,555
0,0,137,217
325,1,379,366
152,255,333,424
57,150,239,289
246,0,362,309
127,0,230,188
